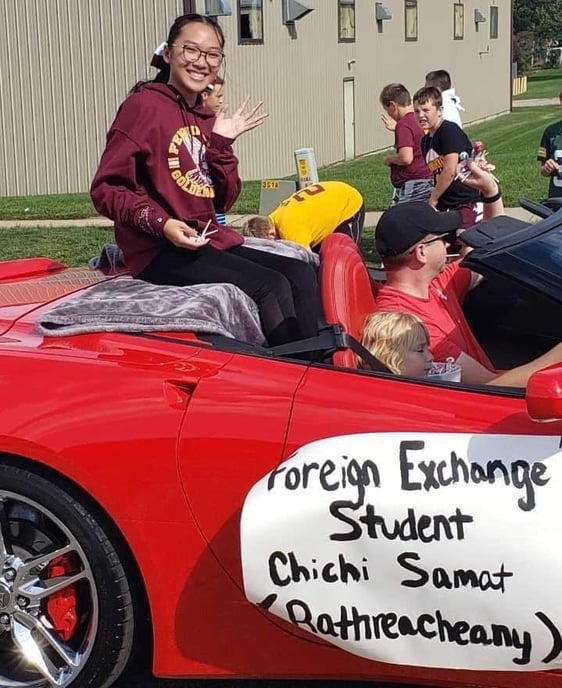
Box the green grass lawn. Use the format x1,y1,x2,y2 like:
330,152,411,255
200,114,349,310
0,104,560,266
0,194,98,222
0,224,378,268
0,106,558,220
0,227,115,266
0,173,381,220
513,67,562,100
466,105,559,204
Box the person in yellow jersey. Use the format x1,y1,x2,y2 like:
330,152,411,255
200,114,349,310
242,181,365,249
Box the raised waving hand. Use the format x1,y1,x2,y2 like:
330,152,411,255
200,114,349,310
213,97,268,140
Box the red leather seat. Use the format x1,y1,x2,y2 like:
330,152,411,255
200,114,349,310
320,232,360,254
320,234,379,368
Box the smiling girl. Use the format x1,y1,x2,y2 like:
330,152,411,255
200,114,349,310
90,14,321,347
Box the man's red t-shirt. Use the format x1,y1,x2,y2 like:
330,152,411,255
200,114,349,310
376,262,494,370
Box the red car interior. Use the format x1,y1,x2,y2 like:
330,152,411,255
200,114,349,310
320,233,379,368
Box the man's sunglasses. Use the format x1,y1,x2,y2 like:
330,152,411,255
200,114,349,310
420,231,457,246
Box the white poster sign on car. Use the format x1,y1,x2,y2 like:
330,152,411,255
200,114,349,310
241,433,562,671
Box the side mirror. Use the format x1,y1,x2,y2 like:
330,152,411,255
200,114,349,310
526,365,562,421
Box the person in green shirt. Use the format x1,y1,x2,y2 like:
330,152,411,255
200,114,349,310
537,88,562,198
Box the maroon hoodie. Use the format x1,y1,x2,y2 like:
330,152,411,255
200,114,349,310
90,82,243,276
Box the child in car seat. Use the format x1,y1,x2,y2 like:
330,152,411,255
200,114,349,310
358,311,461,381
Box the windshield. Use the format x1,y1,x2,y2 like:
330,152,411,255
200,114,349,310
497,225,562,282
463,213,562,307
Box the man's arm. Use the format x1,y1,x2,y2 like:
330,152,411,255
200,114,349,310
460,160,503,219
455,161,503,288
456,352,496,384
459,343,562,388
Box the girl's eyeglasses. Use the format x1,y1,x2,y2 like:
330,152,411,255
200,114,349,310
171,44,224,67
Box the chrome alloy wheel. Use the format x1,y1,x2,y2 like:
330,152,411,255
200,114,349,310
0,491,98,688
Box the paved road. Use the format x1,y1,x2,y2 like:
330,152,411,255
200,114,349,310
512,97,559,108
0,207,541,230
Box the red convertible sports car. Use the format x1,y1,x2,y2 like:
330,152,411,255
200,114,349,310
1,214,562,688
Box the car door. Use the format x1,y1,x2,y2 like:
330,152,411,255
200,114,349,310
285,364,549,445
240,363,562,679
177,351,308,558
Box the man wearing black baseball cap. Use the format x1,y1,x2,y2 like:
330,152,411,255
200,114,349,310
375,202,461,258
374,176,562,387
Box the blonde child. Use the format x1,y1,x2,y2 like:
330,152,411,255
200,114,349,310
359,308,557,388
358,312,434,377
242,216,277,240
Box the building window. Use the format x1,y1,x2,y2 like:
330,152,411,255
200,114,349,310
453,3,464,39
338,0,355,42
490,5,498,39
404,0,417,41
238,0,263,43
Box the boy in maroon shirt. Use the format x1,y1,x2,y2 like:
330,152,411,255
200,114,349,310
379,83,433,205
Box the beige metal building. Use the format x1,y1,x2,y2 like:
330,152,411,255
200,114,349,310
0,0,511,197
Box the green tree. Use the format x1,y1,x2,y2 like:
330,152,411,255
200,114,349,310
513,0,562,72
513,0,562,42
513,31,534,74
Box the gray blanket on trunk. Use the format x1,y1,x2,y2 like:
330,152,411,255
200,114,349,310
243,237,320,266
36,277,266,345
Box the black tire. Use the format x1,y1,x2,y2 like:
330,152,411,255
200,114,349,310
0,461,135,688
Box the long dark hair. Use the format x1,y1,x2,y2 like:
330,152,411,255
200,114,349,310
131,14,225,93
153,14,225,84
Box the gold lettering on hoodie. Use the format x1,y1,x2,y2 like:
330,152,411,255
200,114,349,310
167,126,214,199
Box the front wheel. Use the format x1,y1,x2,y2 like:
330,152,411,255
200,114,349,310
0,461,135,688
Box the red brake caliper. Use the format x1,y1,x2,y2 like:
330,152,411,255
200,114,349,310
45,556,78,641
